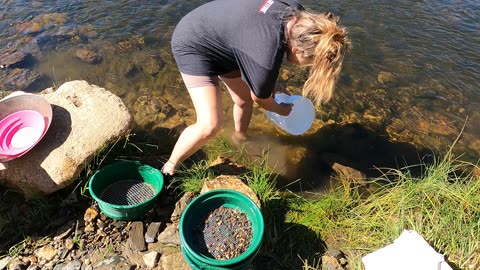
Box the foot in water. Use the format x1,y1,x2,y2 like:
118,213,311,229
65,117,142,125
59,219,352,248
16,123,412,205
231,131,247,146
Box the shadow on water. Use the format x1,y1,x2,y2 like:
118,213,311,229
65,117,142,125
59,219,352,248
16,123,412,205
136,121,438,197
275,123,436,193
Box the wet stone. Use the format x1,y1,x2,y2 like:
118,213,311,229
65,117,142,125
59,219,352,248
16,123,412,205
194,206,253,260
15,21,43,35
36,34,73,51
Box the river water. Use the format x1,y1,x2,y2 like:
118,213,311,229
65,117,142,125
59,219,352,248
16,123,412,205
1,0,479,192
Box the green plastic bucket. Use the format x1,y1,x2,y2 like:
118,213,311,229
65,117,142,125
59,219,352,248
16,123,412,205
179,189,264,270
88,160,164,220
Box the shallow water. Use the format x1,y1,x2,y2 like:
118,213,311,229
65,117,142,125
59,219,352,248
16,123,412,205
1,0,479,192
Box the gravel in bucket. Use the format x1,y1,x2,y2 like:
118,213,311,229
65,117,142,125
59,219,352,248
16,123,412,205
193,206,253,260
100,179,155,205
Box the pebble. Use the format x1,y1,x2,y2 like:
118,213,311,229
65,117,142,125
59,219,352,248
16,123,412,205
145,221,162,243
83,208,98,223
35,245,58,261
143,251,160,268
65,238,75,250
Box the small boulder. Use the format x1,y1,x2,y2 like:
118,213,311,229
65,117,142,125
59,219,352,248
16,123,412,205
0,80,134,197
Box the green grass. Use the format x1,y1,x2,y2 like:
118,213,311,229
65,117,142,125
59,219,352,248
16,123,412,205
168,160,211,193
241,155,279,205
168,134,271,195
281,152,480,270
203,134,250,165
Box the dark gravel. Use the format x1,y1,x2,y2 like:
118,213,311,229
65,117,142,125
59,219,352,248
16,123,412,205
194,206,253,260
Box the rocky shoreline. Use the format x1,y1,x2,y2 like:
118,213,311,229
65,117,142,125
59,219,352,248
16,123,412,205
0,158,351,270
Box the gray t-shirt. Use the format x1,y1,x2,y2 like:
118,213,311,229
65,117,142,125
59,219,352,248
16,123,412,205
171,0,304,98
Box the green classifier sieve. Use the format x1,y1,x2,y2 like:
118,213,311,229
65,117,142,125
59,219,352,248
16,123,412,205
179,189,264,270
88,160,164,220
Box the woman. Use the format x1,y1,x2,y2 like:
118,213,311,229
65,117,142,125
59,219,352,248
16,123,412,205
162,0,350,175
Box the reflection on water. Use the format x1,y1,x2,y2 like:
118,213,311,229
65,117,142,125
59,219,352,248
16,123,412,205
1,0,479,192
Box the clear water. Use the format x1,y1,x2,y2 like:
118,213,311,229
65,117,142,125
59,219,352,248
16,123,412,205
1,0,479,192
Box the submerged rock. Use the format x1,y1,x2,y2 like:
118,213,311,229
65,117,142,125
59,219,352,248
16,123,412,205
377,71,394,84
1,68,45,91
0,49,31,69
132,95,176,128
74,49,103,64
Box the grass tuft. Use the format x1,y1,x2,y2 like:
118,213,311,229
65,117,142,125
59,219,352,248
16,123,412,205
168,160,211,193
283,149,480,270
241,155,279,206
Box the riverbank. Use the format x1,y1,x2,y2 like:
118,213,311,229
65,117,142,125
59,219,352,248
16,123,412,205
1,134,478,270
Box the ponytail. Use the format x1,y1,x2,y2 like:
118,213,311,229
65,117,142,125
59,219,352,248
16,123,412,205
288,11,350,106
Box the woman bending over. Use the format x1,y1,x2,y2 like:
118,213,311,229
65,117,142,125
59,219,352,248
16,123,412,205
162,0,350,175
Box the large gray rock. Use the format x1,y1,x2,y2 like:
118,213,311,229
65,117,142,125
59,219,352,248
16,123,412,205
0,80,134,197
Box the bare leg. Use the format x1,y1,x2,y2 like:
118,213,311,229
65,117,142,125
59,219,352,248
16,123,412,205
220,76,253,144
162,85,223,175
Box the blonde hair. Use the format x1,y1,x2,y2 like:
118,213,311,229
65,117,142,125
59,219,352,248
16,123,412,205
288,11,350,106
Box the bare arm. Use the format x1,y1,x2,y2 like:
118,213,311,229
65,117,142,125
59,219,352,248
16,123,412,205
251,82,293,116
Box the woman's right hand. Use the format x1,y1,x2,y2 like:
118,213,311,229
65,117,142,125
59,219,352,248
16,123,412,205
276,102,293,116
251,92,293,116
